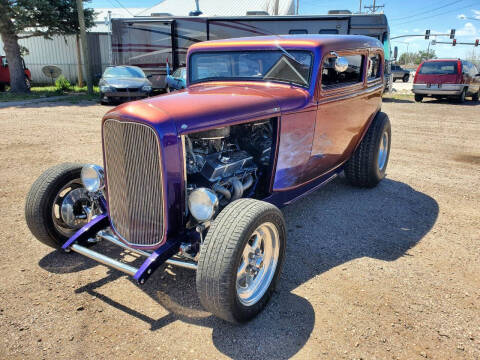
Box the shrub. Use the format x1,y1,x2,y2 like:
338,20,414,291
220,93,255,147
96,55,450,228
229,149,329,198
55,75,71,91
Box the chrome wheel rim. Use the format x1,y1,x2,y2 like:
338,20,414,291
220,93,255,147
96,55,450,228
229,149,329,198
236,222,279,306
51,179,91,237
378,131,389,171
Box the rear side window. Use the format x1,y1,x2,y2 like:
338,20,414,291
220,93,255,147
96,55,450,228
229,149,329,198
368,54,381,80
419,61,457,75
321,54,364,90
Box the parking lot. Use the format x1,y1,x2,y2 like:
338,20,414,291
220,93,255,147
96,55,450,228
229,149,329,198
0,96,479,359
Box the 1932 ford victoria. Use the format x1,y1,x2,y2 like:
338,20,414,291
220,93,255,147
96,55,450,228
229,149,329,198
25,35,391,323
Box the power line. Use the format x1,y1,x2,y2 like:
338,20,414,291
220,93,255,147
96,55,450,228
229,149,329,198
393,0,479,26
390,0,465,22
110,0,135,17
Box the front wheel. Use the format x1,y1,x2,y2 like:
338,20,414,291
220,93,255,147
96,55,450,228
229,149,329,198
344,112,391,188
414,94,423,102
25,163,93,249
196,199,286,323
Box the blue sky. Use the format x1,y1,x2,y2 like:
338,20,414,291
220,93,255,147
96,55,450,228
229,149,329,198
90,0,480,58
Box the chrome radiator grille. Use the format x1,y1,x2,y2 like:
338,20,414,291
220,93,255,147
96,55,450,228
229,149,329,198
103,119,164,247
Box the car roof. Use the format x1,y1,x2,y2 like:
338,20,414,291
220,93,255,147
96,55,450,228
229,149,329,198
189,34,383,53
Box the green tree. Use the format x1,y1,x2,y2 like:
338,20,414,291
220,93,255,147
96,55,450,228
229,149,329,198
0,0,95,93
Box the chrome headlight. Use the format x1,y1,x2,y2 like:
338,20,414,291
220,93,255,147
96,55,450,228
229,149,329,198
188,188,218,222
142,84,152,92
81,164,105,192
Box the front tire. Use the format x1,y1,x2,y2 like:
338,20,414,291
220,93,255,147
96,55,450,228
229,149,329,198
25,163,91,249
414,94,423,102
196,199,286,323
344,112,391,188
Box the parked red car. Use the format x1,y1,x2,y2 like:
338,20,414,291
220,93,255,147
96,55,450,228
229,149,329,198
0,55,32,91
413,59,480,102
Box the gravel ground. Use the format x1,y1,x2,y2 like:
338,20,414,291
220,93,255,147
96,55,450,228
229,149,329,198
0,97,479,359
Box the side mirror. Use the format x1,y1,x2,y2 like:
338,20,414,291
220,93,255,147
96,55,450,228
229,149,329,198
393,46,398,61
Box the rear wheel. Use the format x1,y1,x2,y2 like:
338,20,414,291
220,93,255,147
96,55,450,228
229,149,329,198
0,83,5,92
344,112,391,188
196,198,286,323
402,74,409,82
472,89,479,101
414,94,423,102
457,88,466,103
25,163,93,249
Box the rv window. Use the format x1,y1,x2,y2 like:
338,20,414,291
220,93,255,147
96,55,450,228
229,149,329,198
321,54,364,90
319,29,339,34
368,54,381,80
289,29,308,34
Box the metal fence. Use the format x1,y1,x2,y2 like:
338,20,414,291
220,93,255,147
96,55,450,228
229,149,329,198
0,32,111,85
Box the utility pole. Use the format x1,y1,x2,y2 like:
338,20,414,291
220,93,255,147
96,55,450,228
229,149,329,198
364,0,384,13
359,0,362,14
76,0,93,95
273,0,279,15
296,0,299,15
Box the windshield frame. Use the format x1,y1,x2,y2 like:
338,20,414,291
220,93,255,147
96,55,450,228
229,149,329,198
188,50,314,89
103,66,146,79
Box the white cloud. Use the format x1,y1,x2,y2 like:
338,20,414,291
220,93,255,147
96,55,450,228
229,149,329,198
472,9,480,19
457,14,466,19
413,28,420,32
456,22,477,36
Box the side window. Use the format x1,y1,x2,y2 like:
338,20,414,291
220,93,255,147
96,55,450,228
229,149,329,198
321,54,364,90
368,54,381,80
289,29,308,34
319,29,339,34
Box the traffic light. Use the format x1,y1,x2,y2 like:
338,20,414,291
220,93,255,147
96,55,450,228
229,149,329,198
452,39,456,46
475,39,479,47
425,30,430,39
450,29,456,39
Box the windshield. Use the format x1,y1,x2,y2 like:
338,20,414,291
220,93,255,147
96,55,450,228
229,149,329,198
419,61,458,75
103,66,145,78
189,50,313,88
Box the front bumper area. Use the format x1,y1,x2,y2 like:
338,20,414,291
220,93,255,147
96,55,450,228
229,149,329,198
61,215,197,284
412,83,464,96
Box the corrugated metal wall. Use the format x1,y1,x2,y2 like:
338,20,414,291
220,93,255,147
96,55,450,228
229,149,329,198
0,33,111,84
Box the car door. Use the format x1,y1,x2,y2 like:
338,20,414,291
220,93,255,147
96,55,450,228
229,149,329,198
307,50,381,178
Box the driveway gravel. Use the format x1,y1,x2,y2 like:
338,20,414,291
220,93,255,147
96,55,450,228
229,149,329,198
0,97,479,359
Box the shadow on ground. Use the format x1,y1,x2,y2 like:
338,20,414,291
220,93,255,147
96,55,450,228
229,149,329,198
39,177,439,359
382,97,414,104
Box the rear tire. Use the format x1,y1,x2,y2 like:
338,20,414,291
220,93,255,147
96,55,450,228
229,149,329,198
457,88,466,103
25,163,90,249
402,74,409,82
0,83,5,92
414,94,423,102
344,112,391,188
472,89,479,102
196,198,286,323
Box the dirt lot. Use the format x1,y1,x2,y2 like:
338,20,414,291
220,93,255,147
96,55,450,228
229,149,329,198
0,97,479,359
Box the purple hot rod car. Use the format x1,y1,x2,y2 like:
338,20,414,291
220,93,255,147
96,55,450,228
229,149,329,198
25,35,390,323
